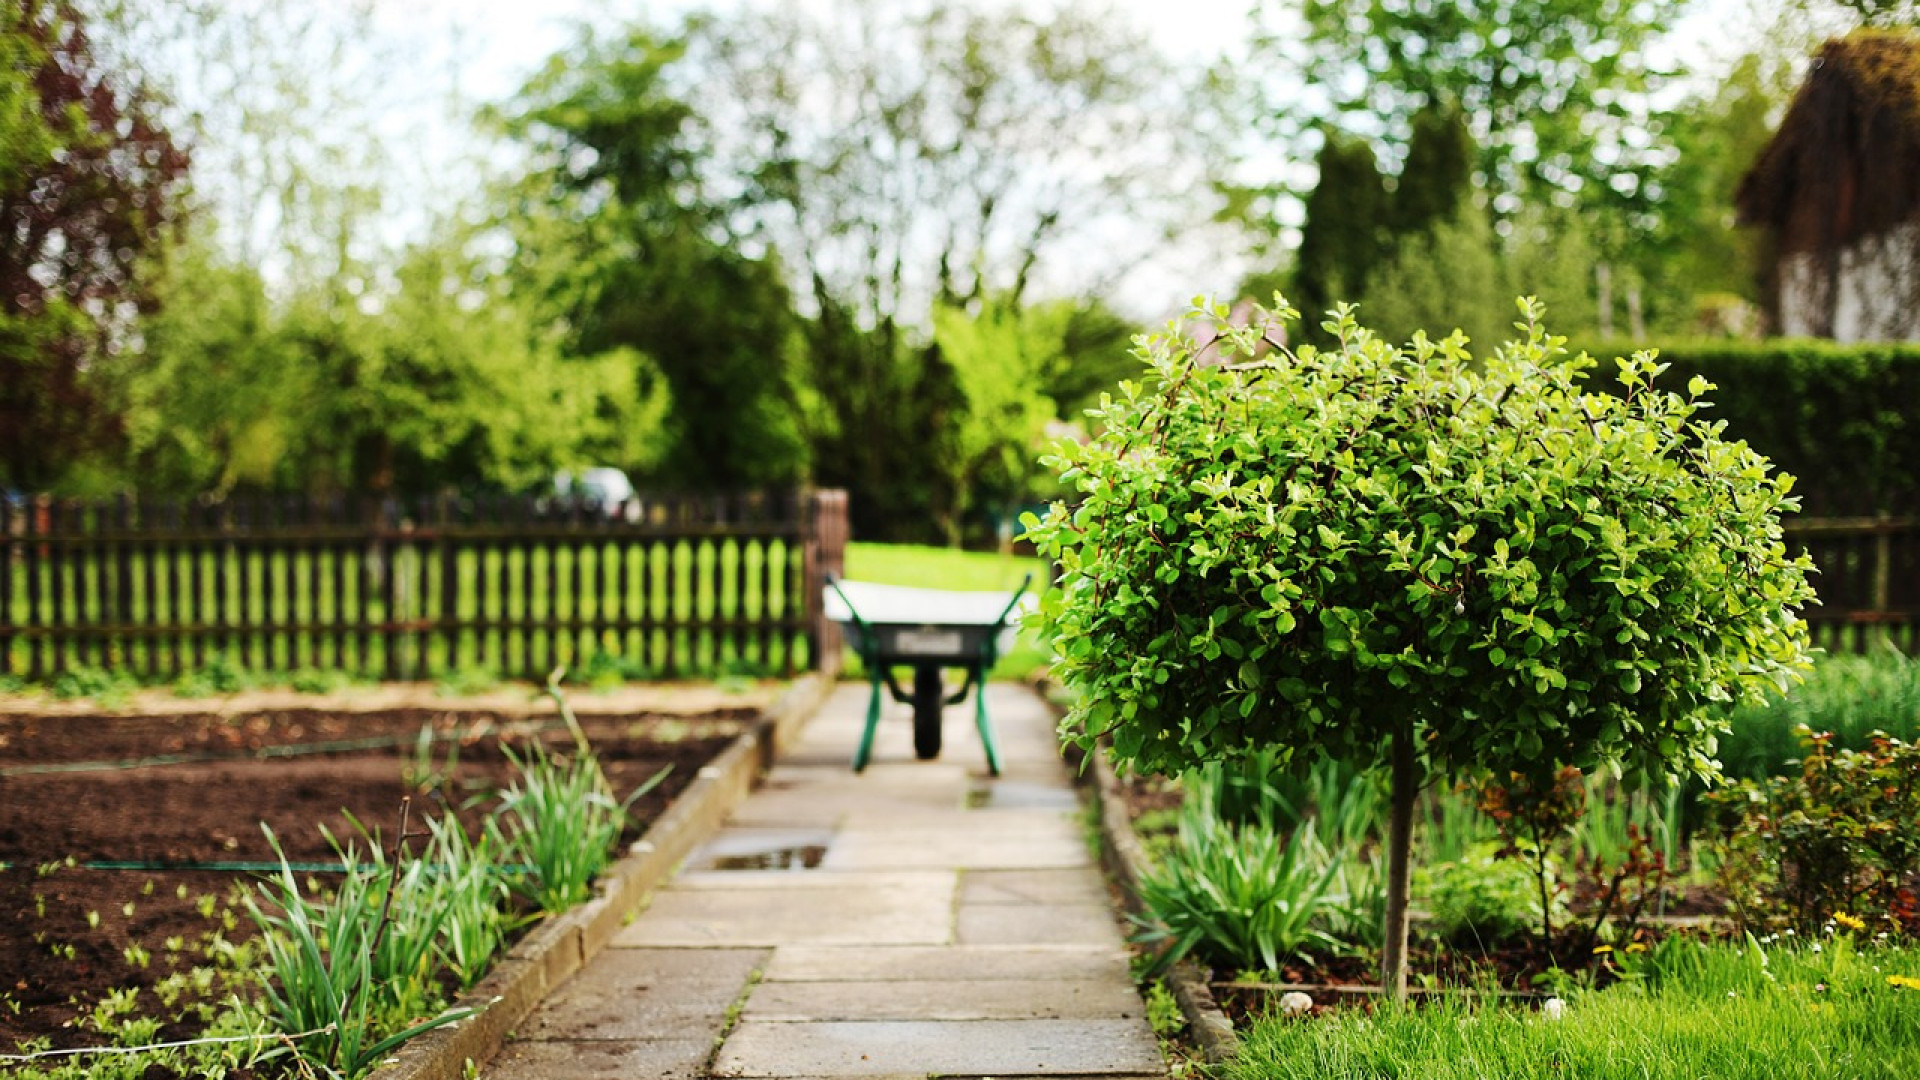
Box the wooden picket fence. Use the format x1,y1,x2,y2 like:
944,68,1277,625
0,489,850,681
1789,514,1919,654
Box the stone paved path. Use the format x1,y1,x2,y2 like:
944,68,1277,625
487,682,1167,1079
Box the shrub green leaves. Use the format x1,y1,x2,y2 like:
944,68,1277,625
1029,296,1817,994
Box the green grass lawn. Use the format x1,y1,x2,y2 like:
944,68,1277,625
1225,937,1920,1080
840,541,1053,680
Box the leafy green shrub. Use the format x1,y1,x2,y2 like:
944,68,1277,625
572,649,655,690
1578,338,1920,514
1030,297,1815,995
0,673,27,695
434,665,499,697
289,667,355,695
1423,846,1552,946
1710,725,1920,937
173,652,249,698
50,664,136,705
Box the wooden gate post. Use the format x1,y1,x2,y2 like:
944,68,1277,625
802,490,849,675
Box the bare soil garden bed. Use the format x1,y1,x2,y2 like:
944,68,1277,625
0,702,750,1058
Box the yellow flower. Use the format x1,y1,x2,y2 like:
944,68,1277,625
1888,975,1920,991
1834,912,1866,932
1625,942,1649,954
1592,945,1613,955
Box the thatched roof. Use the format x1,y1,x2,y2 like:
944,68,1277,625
1737,32,1920,251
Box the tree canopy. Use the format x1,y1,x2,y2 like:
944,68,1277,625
0,0,187,491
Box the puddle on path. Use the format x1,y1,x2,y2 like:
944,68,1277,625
706,845,828,871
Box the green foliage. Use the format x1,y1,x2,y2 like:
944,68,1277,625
172,653,249,698
50,665,137,706
243,829,473,1079
1032,295,1815,989
1290,132,1389,346
498,27,806,490
1710,726,1920,936
434,666,500,698
493,737,667,913
1135,779,1344,975
1278,0,1684,213
1224,939,1920,1080
1716,649,1920,782
1423,846,1549,946
930,298,1075,545
1390,105,1476,237
0,1,187,492
1575,340,1920,514
289,667,356,696
1358,203,1509,350
1032,296,1815,783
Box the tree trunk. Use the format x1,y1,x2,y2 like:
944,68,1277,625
1381,717,1419,1003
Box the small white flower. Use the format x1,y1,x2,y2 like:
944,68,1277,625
1727,990,1738,998
1785,929,1796,937
1542,997,1566,1020
1279,991,1314,1017
1812,943,1823,954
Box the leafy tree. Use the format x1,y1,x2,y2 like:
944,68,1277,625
1028,297,1815,999
123,225,659,497
1359,204,1509,349
0,0,187,491
499,29,806,490
682,0,1214,538
1644,53,1787,332
929,298,1079,545
1390,104,1475,238
1291,132,1389,347
1270,0,1686,211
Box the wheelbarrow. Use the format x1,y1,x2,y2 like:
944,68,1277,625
823,573,1034,775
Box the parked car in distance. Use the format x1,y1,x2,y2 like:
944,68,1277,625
553,467,636,520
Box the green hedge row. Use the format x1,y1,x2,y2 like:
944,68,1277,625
1576,339,1920,515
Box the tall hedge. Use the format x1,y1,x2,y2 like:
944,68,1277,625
1578,340,1920,515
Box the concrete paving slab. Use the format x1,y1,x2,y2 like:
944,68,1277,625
968,779,1082,810
761,944,1132,983
742,979,1146,1022
960,867,1110,906
668,869,950,892
768,943,1132,984
486,1036,713,1079
821,829,1088,871
957,903,1127,947
515,948,765,1041
712,1018,1164,1077
615,877,955,947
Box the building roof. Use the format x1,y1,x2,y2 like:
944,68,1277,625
1736,31,1920,250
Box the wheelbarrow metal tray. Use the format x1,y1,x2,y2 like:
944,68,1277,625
822,580,1030,663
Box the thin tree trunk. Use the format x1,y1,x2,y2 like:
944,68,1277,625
1381,717,1419,1004
1596,262,1615,339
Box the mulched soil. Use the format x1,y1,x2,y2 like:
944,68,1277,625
0,705,749,1058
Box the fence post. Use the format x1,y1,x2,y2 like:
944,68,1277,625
1873,512,1893,650
802,489,849,675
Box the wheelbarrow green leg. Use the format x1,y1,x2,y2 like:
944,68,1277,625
972,666,1002,776
852,666,884,772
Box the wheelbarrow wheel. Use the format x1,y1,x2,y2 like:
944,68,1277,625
911,664,943,760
